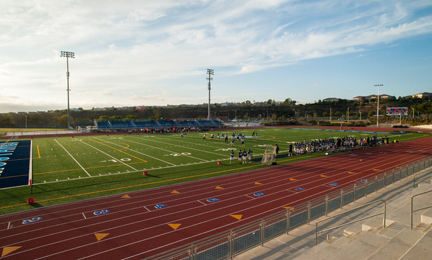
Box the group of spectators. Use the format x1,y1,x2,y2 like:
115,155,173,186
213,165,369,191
287,134,391,156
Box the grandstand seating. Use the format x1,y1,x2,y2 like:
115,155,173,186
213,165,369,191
95,120,224,130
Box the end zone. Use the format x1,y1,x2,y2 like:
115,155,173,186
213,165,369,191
0,140,32,189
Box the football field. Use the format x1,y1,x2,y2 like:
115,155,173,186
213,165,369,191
0,127,429,215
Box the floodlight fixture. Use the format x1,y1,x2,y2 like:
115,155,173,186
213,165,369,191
61,51,75,130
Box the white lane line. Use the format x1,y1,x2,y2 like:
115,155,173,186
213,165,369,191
54,139,91,177
82,213,86,219
143,206,150,212
197,200,206,206
245,195,255,199
7,222,11,229
78,140,137,171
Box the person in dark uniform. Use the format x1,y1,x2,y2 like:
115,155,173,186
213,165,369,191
275,144,279,157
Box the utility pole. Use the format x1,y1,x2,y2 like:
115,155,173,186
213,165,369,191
61,51,75,130
206,69,214,120
374,84,383,127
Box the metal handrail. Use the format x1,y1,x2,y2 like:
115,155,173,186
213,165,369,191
411,189,432,229
315,199,386,245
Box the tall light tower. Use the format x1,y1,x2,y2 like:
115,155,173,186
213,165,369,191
206,69,214,120
374,84,383,128
60,51,75,130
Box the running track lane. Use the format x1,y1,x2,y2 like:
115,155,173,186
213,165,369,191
0,137,431,259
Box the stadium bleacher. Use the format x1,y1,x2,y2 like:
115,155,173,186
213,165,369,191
95,120,224,130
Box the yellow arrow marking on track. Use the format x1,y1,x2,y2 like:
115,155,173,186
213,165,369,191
231,215,243,220
255,182,263,185
283,206,295,211
1,246,22,257
373,169,381,171
321,175,329,177
121,194,130,199
215,186,224,189
168,224,181,230
171,190,180,194
348,172,356,174
95,233,109,241
290,178,297,181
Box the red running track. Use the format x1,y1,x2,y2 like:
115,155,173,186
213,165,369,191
0,137,431,259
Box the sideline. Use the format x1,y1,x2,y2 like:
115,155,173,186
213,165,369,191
0,164,260,210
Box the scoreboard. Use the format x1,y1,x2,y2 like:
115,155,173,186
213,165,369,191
386,107,408,115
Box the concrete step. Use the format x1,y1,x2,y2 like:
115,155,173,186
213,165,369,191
401,229,432,259
291,236,350,260
320,231,389,260
421,207,432,225
367,228,424,260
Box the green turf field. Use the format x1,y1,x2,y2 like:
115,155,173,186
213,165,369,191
0,127,429,215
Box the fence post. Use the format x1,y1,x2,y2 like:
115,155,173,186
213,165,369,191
400,166,403,179
365,180,368,197
285,210,291,234
325,195,329,216
375,176,378,192
260,219,265,246
340,189,344,208
392,169,395,184
384,172,387,188
353,184,357,202
307,201,311,223
188,244,193,260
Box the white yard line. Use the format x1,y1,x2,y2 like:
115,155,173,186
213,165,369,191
78,140,137,171
123,137,209,162
93,138,176,166
146,135,266,154
54,139,91,177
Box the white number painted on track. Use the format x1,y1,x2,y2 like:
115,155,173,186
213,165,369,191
94,209,109,216
100,158,131,163
22,217,42,224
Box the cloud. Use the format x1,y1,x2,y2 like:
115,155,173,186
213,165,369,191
1,0,432,112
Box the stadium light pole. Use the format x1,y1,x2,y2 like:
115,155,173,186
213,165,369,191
374,84,383,127
60,51,75,130
206,69,214,120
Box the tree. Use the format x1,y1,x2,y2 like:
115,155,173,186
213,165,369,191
0,114,15,126
368,110,375,117
109,116,121,120
29,113,41,124
322,112,329,117
59,115,75,126
334,111,342,117
98,115,109,121
125,115,139,120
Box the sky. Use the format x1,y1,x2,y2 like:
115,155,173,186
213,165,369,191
1,0,432,113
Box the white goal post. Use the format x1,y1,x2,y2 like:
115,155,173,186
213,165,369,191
261,145,277,165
